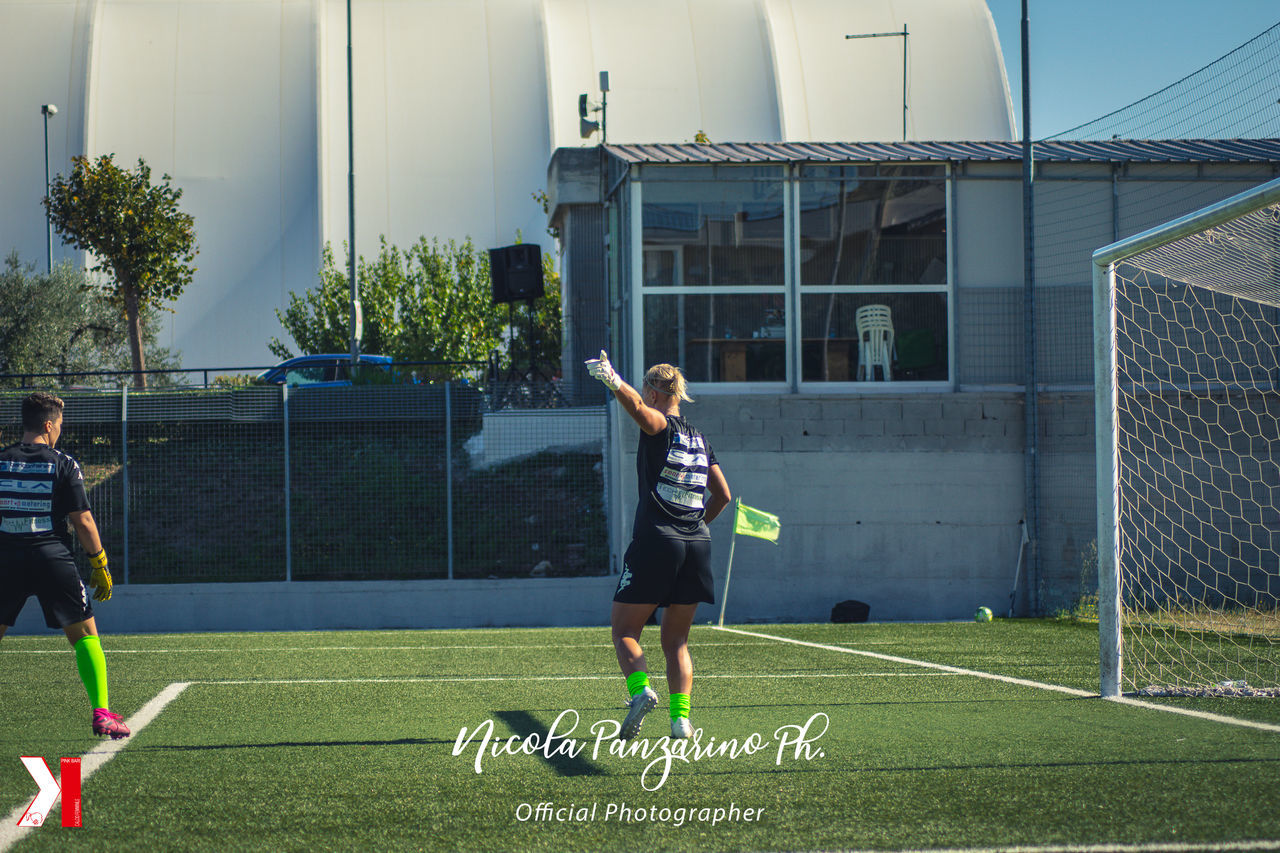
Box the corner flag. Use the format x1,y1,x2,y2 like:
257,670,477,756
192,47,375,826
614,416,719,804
734,501,780,543
719,498,780,626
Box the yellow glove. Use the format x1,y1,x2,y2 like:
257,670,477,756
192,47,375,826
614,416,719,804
88,549,112,602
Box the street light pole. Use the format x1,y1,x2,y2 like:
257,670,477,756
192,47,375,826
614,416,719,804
41,103,58,273
347,0,361,366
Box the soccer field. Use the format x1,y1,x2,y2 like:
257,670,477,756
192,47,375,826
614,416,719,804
1,619,1278,852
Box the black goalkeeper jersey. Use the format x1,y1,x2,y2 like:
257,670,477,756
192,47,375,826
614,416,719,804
0,442,91,551
633,415,717,541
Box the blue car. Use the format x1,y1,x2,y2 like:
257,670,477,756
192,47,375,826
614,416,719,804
255,354,394,387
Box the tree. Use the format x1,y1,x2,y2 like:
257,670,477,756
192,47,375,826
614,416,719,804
271,237,562,382
0,252,180,388
269,241,403,361
44,155,197,388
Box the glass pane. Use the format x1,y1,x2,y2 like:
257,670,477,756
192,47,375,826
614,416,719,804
800,293,948,382
642,180,784,286
800,176,946,286
285,367,327,385
644,293,787,383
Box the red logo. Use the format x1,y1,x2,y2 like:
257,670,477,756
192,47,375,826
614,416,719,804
17,757,80,828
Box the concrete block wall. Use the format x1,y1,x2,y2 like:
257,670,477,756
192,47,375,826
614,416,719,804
615,392,1033,622
1026,388,1280,614
1037,393,1100,613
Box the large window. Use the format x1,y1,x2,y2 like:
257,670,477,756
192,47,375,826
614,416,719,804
639,166,788,385
631,162,950,388
644,293,787,383
641,166,785,287
799,165,949,384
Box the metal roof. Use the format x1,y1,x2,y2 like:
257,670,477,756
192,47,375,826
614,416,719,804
604,139,1280,165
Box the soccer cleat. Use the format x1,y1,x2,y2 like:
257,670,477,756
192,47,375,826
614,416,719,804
618,687,658,741
671,717,693,739
92,709,131,739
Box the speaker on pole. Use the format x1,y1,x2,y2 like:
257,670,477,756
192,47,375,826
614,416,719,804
489,244,545,304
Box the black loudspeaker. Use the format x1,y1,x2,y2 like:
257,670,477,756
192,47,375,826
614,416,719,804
489,243,545,304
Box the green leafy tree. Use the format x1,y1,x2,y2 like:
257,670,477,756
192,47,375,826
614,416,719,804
269,241,402,360
272,237,561,382
44,154,198,388
0,252,180,388
396,238,510,380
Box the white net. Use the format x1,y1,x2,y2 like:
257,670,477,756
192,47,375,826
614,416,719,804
1111,201,1280,697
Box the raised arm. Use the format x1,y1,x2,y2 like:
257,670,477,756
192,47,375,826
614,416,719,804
585,350,667,435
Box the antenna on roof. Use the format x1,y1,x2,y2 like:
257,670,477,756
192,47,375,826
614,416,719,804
578,71,609,143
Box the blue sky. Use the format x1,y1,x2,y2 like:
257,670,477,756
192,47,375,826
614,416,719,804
985,1,1279,137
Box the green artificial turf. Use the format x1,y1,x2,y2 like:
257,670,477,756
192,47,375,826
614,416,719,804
1,620,1277,852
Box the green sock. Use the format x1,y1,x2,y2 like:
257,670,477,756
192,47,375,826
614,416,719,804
625,671,650,698
670,692,690,720
74,635,109,710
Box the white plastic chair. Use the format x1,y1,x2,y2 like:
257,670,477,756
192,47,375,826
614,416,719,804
855,304,894,381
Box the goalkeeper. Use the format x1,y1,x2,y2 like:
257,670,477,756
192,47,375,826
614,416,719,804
586,351,731,741
0,392,130,739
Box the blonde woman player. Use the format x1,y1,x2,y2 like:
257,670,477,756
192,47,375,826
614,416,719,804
586,351,731,739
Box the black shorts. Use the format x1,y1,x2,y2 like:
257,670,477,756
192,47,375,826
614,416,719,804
614,532,714,606
0,543,94,630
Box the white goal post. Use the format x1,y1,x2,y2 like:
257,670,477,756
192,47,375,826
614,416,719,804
1093,176,1280,699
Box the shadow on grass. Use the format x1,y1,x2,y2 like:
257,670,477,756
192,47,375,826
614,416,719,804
492,710,606,778
140,737,457,751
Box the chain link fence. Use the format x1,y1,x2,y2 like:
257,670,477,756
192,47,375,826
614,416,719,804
0,385,609,583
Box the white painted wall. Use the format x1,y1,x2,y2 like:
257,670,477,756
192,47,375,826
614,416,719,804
0,0,92,274
469,408,606,468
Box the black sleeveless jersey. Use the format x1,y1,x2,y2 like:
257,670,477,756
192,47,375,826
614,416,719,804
0,442,91,551
633,415,717,540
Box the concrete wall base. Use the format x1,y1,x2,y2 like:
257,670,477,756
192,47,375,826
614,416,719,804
5,567,1014,635
5,577,619,635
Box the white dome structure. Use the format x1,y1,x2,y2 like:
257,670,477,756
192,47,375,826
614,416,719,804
2,0,1014,369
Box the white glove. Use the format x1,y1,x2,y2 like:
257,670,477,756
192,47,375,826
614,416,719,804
585,349,623,391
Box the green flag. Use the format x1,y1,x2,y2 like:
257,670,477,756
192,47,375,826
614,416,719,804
734,501,780,543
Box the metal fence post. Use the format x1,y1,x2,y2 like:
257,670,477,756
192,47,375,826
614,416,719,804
283,383,291,582
445,380,454,580
120,386,129,584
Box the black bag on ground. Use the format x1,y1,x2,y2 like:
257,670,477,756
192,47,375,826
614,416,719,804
831,600,870,623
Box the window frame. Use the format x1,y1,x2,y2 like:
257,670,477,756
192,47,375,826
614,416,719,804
627,161,955,394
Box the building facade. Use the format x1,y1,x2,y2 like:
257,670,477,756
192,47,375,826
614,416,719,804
550,140,1280,619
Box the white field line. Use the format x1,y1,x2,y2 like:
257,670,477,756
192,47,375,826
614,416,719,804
193,672,960,685
717,626,1280,734
0,681,190,853
0,641,778,654
714,626,1095,697
1105,695,1280,733
827,841,1280,853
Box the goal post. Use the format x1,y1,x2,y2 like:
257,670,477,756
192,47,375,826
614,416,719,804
1092,176,1280,699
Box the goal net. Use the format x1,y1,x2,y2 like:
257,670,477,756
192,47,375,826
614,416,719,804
1094,177,1280,698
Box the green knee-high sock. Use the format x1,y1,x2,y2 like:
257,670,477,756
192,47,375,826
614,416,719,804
670,693,690,720
625,671,650,698
74,635,109,710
